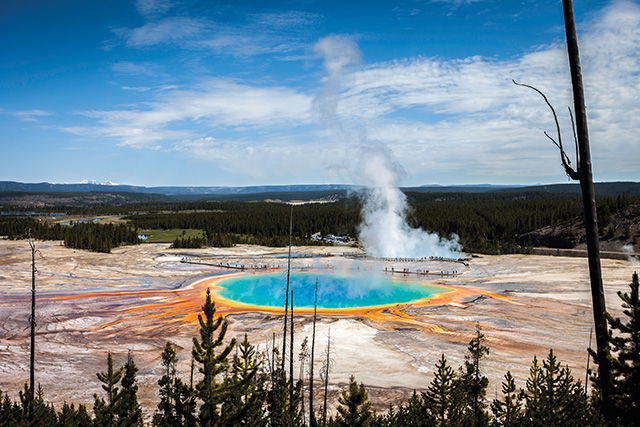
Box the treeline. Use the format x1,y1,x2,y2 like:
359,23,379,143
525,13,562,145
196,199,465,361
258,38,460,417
63,222,140,253
125,201,360,247
126,195,640,254
3,193,638,254
0,216,140,253
171,235,207,249
1,273,639,427
407,197,584,254
172,233,331,249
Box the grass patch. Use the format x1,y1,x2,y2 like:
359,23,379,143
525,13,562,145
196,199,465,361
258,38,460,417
139,228,204,243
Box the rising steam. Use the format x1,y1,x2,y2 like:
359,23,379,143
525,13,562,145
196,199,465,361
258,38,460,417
357,145,461,258
314,35,461,259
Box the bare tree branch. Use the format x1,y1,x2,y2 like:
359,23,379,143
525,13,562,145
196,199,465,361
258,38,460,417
512,79,579,180
568,107,580,167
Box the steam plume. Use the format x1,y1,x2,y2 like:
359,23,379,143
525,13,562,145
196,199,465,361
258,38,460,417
622,244,640,267
314,35,461,259
357,144,461,258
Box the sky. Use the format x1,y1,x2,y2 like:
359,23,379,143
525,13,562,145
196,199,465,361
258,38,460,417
1,0,639,187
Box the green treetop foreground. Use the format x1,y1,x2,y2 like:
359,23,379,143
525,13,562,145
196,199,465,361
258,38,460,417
1,273,639,427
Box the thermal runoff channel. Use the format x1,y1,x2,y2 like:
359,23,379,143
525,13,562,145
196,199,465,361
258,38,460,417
214,272,452,309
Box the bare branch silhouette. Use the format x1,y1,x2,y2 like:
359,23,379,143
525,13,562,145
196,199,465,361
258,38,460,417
568,107,580,166
512,79,579,180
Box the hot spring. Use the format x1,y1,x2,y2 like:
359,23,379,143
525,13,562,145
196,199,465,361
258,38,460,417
214,272,452,309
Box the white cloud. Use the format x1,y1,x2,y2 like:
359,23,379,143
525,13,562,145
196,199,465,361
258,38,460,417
75,0,640,184
8,109,54,122
174,136,332,180
121,86,152,92
119,11,321,57
125,17,205,48
112,61,160,76
71,79,313,149
429,0,485,6
136,0,173,19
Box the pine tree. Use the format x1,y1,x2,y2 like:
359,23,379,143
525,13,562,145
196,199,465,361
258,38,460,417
94,352,123,427
58,402,92,427
334,376,373,427
520,350,590,427
605,271,640,426
17,383,57,427
58,402,76,427
0,389,19,427
393,391,430,427
220,334,268,426
76,404,93,427
153,342,197,427
267,369,304,427
115,351,143,427
192,288,236,427
460,324,490,427
490,371,523,427
267,369,288,427
154,342,178,427
423,354,463,427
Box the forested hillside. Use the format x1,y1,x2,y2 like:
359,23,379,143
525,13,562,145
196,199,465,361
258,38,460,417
2,192,639,254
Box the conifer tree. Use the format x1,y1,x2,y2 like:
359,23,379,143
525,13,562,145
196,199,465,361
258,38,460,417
57,402,92,427
0,389,20,427
115,351,143,427
266,369,304,427
94,352,123,427
393,391,430,427
154,342,179,427
220,334,268,426
460,324,490,427
18,383,57,427
520,350,590,427
267,369,288,427
604,272,640,426
334,376,373,427
192,288,236,427
153,342,196,427
490,371,523,427
423,354,463,427
57,403,76,427
76,403,93,427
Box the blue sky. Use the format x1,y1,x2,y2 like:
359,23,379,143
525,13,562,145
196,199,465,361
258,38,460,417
1,0,638,187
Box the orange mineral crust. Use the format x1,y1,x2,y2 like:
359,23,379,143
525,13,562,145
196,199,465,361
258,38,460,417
52,272,499,331
1,241,636,418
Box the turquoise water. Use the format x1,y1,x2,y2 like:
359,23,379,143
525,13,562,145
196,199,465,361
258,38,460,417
215,272,449,309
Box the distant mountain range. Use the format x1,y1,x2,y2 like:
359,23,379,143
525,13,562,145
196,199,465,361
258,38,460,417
0,181,358,196
1,181,639,200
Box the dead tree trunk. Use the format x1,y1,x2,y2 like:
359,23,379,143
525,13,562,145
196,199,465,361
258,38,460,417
514,2,613,419
271,332,276,384
28,233,36,400
322,328,331,426
309,278,318,427
562,0,612,416
289,290,295,405
282,205,293,372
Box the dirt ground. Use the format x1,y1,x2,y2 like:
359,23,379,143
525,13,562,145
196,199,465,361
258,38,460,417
0,239,637,418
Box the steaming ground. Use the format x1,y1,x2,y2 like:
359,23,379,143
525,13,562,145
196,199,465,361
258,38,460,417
0,240,636,418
